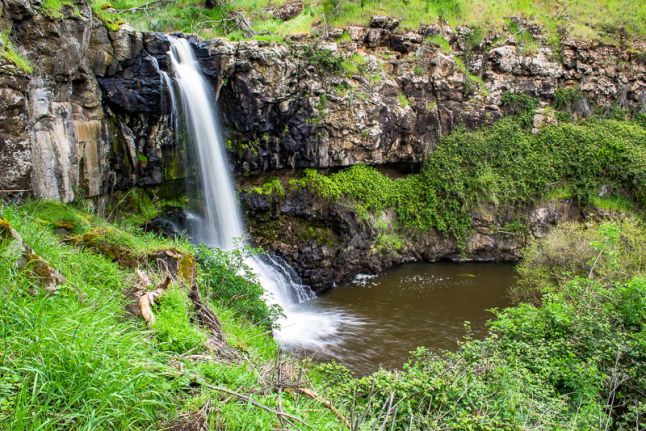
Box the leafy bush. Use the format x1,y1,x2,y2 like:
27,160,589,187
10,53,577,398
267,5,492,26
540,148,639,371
425,34,452,53
196,245,280,328
512,218,646,303
554,87,585,112
340,52,368,76
250,176,285,199
40,0,78,18
397,93,411,107
296,118,646,244
299,44,343,73
501,91,539,128
373,232,403,252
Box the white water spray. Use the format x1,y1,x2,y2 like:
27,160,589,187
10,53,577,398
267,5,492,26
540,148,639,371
165,37,352,347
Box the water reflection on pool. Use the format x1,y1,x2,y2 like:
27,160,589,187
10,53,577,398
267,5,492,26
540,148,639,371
291,262,516,374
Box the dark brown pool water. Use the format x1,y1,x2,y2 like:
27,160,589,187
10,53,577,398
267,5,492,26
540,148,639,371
294,263,515,374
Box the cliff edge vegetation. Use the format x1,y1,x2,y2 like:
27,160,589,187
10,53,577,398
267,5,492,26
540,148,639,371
89,0,646,43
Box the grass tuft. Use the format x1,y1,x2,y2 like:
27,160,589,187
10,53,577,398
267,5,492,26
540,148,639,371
153,286,208,353
0,33,33,74
40,0,79,18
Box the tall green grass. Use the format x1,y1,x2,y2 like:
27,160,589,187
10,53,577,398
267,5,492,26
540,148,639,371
0,204,179,429
0,200,346,430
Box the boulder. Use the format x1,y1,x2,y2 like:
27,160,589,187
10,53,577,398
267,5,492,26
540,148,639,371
273,0,303,21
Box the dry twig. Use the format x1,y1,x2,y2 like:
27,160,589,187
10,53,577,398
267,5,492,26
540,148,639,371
287,387,351,429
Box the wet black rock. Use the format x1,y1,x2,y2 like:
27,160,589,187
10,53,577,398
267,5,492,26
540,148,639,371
143,207,189,238
99,55,167,114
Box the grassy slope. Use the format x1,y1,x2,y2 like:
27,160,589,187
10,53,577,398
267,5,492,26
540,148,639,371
89,0,646,43
0,200,344,430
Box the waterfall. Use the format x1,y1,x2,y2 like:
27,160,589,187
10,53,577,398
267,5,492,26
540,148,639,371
167,39,244,250
165,36,350,347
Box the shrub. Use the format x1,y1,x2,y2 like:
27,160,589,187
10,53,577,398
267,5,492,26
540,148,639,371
512,218,646,303
425,34,452,53
501,91,539,128
397,93,411,107
40,0,78,18
554,87,585,112
196,245,280,328
250,176,285,199
299,44,343,73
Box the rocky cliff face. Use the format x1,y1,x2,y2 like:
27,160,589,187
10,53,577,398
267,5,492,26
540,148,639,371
172,22,646,175
0,0,644,287
0,1,179,203
2,1,644,202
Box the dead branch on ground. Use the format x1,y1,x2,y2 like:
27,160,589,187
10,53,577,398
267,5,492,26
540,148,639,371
202,383,312,428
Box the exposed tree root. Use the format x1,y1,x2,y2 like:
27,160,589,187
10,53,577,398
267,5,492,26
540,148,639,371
138,274,172,325
189,282,223,341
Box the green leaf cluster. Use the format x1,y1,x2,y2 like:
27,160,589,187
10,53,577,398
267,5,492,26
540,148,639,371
250,176,285,199
501,92,539,129
297,118,646,244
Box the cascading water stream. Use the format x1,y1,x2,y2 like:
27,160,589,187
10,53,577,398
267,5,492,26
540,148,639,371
165,37,354,348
